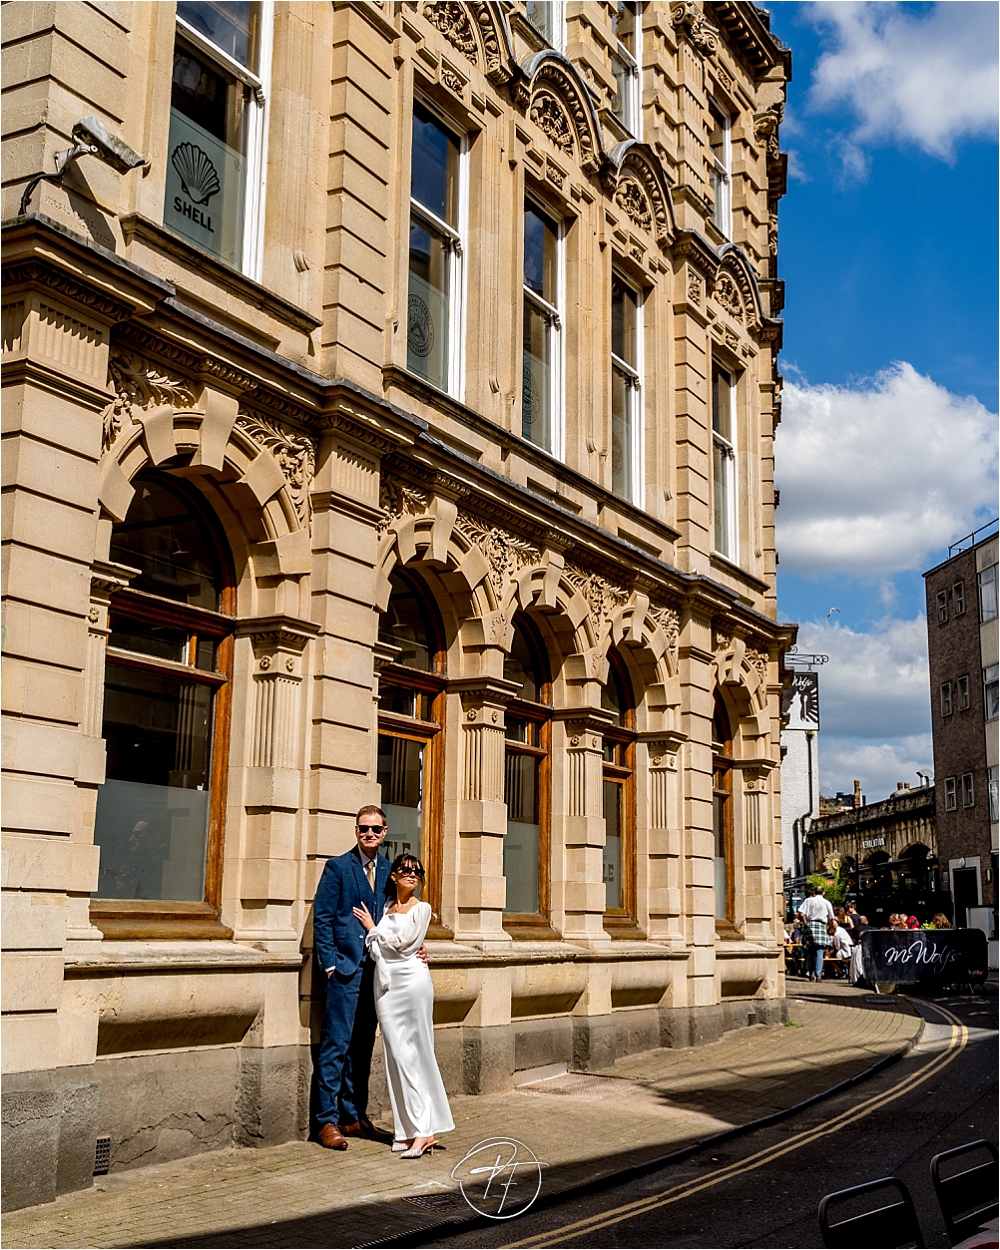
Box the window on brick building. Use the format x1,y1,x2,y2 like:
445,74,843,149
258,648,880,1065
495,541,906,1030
989,766,999,823
957,675,970,710
522,200,563,455
953,581,965,614
979,564,998,622
984,664,999,721
611,275,642,504
944,777,957,811
936,590,949,623
408,102,466,396
962,773,975,808
166,1,269,274
940,682,953,716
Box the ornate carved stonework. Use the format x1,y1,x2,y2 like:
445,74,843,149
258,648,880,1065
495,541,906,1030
649,604,680,650
746,648,769,681
713,627,732,653
529,92,575,156
468,1,511,83
565,565,630,633
379,477,429,534
614,177,653,232
754,105,783,161
236,411,316,525
455,512,541,595
103,351,196,451
424,2,478,64
670,1,718,54
715,271,744,324
441,65,465,94
687,271,703,305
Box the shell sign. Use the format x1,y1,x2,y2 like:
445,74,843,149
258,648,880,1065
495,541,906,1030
164,110,244,266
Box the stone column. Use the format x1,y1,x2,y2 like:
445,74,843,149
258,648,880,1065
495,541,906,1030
555,710,611,943
644,733,687,942
234,616,319,945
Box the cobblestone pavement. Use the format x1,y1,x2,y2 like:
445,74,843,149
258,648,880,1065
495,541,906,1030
2,984,922,1250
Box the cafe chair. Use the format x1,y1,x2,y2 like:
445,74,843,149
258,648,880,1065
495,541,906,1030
818,1177,924,1248
931,1140,998,1246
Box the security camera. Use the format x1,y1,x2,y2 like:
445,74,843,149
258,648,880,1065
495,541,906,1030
70,115,148,175
19,115,148,215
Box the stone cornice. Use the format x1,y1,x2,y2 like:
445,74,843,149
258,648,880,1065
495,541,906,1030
706,1,791,80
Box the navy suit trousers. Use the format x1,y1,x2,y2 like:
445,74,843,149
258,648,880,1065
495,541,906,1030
316,956,377,1126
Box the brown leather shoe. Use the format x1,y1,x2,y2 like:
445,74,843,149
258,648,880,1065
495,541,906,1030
341,1117,393,1145
317,1123,348,1150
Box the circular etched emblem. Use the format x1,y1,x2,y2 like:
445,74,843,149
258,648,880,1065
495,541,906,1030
407,294,434,358
522,363,541,427
451,1137,545,1220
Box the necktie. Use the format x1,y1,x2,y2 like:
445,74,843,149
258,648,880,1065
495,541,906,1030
365,858,375,892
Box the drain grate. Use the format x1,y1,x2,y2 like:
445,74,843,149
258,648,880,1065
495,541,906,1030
94,1135,111,1176
401,1192,471,1218
519,1072,645,1099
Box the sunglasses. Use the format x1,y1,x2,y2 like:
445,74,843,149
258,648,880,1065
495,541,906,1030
357,824,385,833
394,867,424,879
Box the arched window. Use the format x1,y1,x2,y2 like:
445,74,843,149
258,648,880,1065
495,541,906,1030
503,615,551,924
377,569,446,922
92,473,235,937
602,649,637,926
712,698,734,926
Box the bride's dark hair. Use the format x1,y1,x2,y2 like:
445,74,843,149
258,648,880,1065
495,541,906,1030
387,852,425,901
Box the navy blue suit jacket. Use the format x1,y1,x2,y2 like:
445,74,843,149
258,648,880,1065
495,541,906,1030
313,846,390,978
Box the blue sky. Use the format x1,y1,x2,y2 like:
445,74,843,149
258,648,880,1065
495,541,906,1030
763,1,998,799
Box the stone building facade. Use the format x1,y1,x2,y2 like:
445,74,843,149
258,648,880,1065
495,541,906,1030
924,527,999,926
2,0,791,1210
808,785,938,927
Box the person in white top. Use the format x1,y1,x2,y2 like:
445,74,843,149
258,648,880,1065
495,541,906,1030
353,853,454,1159
799,886,835,924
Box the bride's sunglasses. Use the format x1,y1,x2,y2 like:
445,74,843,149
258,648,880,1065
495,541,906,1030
394,867,424,879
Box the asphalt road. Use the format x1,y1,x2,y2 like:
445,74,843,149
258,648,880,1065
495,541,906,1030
430,987,998,1250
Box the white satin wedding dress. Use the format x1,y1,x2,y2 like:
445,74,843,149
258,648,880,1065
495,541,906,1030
365,900,454,1141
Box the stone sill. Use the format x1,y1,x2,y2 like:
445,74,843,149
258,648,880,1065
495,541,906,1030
424,938,690,966
63,940,305,973
713,941,783,959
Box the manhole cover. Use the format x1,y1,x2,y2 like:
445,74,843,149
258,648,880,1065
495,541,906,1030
401,1192,470,1218
519,1072,645,1099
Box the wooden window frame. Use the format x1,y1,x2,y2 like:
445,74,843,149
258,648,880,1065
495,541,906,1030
90,473,235,940
603,650,638,934
503,614,554,938
377,569,449,936
713,698,736,934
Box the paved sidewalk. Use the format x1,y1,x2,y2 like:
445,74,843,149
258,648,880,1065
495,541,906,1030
2,985,922,1250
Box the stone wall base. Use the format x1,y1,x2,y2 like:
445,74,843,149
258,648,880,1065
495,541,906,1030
1,1045,310,1214
2,999,783,1212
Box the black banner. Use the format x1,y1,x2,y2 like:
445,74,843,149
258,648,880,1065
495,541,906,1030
860,928,989,986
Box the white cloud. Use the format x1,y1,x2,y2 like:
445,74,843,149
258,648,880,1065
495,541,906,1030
818,734,934,804
797,617,930,741
805,2,999,164
776,363,997,577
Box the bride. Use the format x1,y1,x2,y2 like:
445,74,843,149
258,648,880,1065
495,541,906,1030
353,853,454,1157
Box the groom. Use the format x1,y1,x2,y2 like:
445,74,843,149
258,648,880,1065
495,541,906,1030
312,804,394,1149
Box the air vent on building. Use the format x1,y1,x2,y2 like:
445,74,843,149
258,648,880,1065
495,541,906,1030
94,1135,111,1176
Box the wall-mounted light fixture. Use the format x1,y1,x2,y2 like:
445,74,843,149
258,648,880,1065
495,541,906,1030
19,115,148,217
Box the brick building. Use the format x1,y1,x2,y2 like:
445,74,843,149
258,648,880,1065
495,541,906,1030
2,0,792,1210
924,524,999,926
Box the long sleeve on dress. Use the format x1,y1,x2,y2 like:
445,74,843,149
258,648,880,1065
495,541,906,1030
366,902,431,991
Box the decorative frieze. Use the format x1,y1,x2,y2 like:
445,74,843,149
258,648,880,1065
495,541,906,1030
614,177,653,233
424,2,478,65
236,411,316,525
649,604,681,652
564,564,630,634
530,93,575,157
379,477,429,535
455,512,541,596
103,351,196,451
